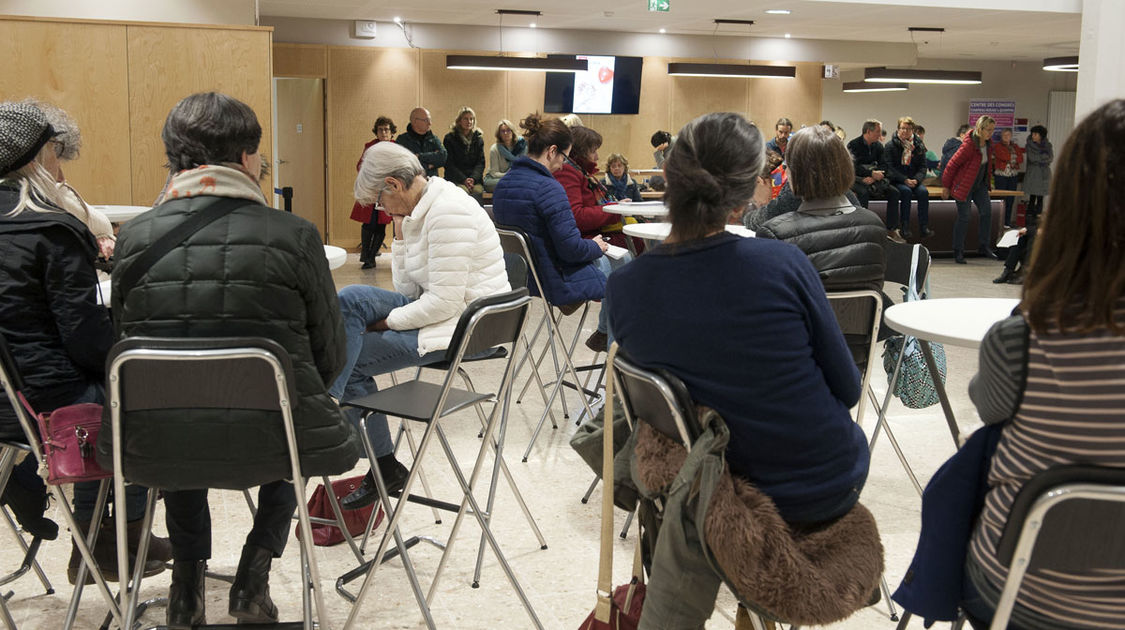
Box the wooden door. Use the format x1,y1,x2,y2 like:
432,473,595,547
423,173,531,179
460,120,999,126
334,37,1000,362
275,78,327,239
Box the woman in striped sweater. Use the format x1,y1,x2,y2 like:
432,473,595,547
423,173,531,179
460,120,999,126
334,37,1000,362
964,98,1125,629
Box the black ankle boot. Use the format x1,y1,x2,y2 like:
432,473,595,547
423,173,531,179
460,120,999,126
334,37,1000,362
229,545,278,624
993,268,1014,284
167,560,206,629
1,478,58,540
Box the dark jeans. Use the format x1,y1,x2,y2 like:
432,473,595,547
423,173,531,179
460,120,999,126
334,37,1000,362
892,182,930,232
164,480,297,561
851,179,901,228
994,174,1019,225
1026,194,1044,218
360,220,387,263
953,184,993,253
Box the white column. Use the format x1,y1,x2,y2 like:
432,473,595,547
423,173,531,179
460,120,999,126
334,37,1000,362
1075,0,1125,120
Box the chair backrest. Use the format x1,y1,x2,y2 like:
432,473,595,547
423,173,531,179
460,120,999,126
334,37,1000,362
611,349,699,448
495,226,549,302
883,241,931,293
503,251,528,290
996,465,1125,573
826,290,884,374
106,337,297,414
443,288,532,365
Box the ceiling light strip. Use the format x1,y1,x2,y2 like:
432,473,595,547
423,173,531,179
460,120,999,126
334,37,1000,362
446,55,588,73
864,66,981,85
1042,56,1079,72
842,81,908,93
667,62,795,79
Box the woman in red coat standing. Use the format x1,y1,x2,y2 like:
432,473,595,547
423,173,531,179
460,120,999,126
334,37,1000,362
941,115,997,264
351,116,396,269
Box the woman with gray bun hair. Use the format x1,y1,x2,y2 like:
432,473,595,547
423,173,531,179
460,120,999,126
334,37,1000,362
606,114,869,576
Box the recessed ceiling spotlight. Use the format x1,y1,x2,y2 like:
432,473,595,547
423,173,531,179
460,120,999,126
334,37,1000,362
529,22,537,28
765,9,791,15
659,28,666,33
392,16,401,23
784,33,791,38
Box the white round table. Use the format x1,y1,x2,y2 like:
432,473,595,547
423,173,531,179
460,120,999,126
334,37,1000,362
883,298,1019,349
602,201,668,218
622,222,754,241
93,205,150,223
98,245,347,305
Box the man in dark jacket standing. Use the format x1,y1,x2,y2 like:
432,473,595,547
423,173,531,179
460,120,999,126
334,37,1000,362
109,92,360,628
847,119,902,240
396,107,447,178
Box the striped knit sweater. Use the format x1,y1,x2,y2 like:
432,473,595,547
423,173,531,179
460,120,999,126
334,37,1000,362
967,313,1125,628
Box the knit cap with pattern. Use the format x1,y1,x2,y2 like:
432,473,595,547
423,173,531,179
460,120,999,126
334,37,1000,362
0,102,55,175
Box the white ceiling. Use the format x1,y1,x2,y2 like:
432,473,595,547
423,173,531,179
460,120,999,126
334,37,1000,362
258,0,1082,61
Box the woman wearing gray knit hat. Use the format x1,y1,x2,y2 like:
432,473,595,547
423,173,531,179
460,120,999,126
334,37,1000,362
0,100,169,584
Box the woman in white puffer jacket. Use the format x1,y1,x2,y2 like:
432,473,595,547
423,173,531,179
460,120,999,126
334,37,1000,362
331,141,510,510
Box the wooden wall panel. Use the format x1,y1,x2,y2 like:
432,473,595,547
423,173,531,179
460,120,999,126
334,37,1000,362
0,20,131,204
505,70,547,132
420,51,508,151
274,43,327,78
325,46,419,246
749,62,824,133
126,25,273,205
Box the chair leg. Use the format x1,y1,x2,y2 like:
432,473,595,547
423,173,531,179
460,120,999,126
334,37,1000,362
619,510,635,540
121,488,159,625
581,476,599,504
869,354,924,497
60,479,122,630
401,422,444,525
881,574,900,621
895,611,913,630
320,475,365,564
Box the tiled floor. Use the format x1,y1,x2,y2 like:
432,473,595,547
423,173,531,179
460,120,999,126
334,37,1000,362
1,247,1020,629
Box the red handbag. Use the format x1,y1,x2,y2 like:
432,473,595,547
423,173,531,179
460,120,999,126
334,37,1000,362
19,393,112,485
579,343,646,629
296,475,384,547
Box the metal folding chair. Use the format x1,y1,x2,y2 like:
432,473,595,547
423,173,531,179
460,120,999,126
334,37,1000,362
0,334,121,629
0,441,55,630
869,241,935,497
106,337,330,630
495,227,602,461
340,288,546,629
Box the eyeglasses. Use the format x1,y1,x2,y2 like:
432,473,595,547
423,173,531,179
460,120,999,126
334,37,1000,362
412,117,431,123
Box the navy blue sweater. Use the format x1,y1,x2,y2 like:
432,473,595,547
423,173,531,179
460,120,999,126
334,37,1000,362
606,233,869,522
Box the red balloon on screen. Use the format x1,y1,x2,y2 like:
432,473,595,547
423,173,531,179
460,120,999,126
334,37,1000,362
598,67,614,83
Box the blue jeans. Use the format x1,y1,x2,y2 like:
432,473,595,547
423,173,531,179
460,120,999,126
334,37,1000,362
331,286,442,458
892,182,929,232
953,184,993,253
994,174,1019,225
69,382,149,522
594,251,632,340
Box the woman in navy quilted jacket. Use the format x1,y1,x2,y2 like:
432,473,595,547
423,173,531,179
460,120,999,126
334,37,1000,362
491,113,609,319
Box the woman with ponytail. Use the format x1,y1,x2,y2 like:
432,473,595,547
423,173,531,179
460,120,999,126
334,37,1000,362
605,112,869,525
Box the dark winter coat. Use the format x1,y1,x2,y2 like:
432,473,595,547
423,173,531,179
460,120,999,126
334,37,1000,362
0,188,112,438
755,199,887,293
492,156,605,306
939,136,963,176
942,133,993,202
846,136,892,179
1023,139,1053,197
442,129,486,185
99,193,361,490
396,124,447,177
885,135,928,184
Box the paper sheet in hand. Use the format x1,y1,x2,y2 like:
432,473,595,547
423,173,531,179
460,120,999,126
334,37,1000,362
604,244,628,260
996,229,1020,248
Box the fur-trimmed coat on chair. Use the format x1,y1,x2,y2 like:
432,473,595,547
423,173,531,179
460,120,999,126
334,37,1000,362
631,408,884,629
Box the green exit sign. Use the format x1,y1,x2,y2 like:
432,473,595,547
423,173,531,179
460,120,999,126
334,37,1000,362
648,0,670,12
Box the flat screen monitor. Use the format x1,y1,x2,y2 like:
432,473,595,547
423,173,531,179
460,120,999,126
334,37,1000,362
544,55,643,115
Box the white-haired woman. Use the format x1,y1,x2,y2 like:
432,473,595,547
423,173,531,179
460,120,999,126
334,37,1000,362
332,141,510,509
0,101,167,584
483,118,526,192
442,106,486,203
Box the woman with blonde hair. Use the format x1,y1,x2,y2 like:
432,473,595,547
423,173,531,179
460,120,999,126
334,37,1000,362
442,106,486,203
600,153,642,203
483,118,526,192
942,114,997,263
